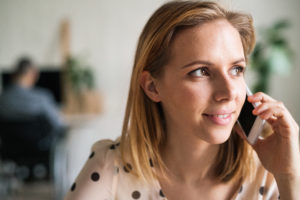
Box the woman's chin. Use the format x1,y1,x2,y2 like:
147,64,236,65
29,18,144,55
206,137,230,144
199,130,232,144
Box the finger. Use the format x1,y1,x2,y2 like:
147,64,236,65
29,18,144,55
256,105,296,138
248,93,299,138
252,101,285,121
251,100,291,126
253,102,286,123
252,98,297,127
258,108,283,122
248,92,276,104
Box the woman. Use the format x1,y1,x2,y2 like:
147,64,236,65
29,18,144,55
65,1,300,199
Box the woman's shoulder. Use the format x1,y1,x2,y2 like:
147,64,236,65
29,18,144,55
65,138,163,200
64,139,121,200
91,139,120,159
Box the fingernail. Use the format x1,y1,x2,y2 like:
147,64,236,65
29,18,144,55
252,109,258,115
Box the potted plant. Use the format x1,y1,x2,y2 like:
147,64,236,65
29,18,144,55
63,56,102,114
250,19,294,93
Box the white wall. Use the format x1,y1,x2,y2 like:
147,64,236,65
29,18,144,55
0,0,299,139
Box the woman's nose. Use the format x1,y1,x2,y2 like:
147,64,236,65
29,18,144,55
213,76,237,102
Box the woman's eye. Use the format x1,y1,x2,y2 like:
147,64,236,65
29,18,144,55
188,67,209,77
231,66,245,76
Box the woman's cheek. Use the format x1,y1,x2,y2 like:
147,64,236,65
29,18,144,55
236,86,247,113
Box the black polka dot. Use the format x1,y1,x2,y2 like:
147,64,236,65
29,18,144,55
239,185,243,193
149,158,154,167
114,166,119,174
132,190,141,199
70,182,76,191
110,144,116,150
159,189,165,197
123,163,132,173
259,186,264,195
91,172,100,181
89,151,95,159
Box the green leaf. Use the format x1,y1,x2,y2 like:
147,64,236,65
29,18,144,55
267,46,293,75
273,19,290,31
65,56,96,91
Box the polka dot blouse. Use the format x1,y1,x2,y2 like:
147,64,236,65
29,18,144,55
64,139,280,200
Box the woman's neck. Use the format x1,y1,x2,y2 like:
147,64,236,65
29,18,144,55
160,128,220,186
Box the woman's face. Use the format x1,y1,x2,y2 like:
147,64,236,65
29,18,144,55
155,19,246,144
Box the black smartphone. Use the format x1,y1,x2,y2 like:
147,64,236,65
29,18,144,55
237,87,265,144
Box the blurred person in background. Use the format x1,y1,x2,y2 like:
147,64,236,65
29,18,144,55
0,57,65,140
0,57,66,183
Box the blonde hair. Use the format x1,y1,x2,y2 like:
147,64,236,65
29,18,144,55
120,0,256,184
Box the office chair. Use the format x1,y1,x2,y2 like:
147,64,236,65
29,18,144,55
0,116,53,181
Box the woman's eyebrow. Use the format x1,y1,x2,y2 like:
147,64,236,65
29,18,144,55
181,58,245,69
181,60,213,69
232,58,246,64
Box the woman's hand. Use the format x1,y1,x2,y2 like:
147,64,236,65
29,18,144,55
248,92,300,199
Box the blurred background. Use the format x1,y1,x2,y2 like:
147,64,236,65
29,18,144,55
0,0,299,199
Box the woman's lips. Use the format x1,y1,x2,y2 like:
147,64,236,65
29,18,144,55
203,113,233,125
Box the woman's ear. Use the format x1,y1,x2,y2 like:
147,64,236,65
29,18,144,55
140,71,161,102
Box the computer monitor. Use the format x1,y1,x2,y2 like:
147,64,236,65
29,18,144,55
0,69,63,105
